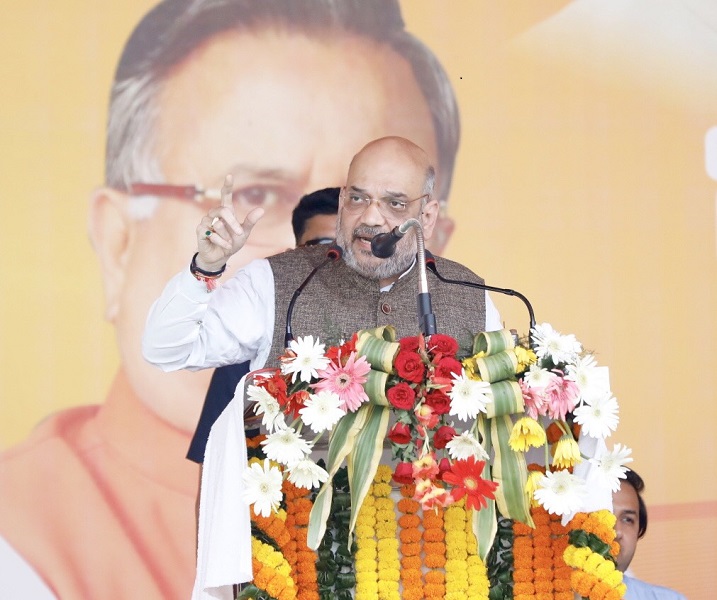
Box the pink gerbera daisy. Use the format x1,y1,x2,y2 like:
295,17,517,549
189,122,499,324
544,372,580,421
313,351,370,412
519,379,547,419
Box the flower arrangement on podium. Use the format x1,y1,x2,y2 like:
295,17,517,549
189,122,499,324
241,323,633,600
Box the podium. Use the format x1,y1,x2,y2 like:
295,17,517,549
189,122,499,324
196,323,628,600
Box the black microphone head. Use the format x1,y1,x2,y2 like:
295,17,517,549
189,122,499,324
326,244,343,261
370,232,396,258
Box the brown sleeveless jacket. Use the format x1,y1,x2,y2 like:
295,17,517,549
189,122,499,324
266,245,487,365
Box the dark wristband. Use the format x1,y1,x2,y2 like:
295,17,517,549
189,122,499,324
190,252,227,277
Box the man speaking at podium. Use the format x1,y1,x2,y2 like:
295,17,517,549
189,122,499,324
143,136,501,595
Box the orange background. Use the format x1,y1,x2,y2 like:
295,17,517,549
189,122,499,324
1,1,714,596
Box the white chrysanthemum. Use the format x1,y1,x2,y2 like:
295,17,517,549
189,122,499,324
248,385,286,433
299,390,345,433
532,322,582,365
448,371,492,421
287,459,330,489
573,392,619,439
533,469,587,516
522,364,557,389
589,443,633,492
446,431,489,461
566,355,610,402
281,335,330,383
261,428,312,466
241,459,283,517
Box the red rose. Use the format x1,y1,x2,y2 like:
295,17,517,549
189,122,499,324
388,422,412,445
394,351,426,383
429,334,459,357
433,425,456,450
399,336,421,353
434,356,463,380
393,461,414,485
424,389,451,415
437,457,452,480
387,382,416,410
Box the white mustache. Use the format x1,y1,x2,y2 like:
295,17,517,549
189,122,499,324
352,226,386,239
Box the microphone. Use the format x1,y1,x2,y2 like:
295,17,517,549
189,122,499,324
284,245,343,348
424,250,536,339
370,221,413,258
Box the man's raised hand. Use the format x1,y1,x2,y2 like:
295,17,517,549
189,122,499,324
195,174,264,271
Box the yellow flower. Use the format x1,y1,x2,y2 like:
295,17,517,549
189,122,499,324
552,434,582,469
584,552,605,574
375,464,393,482
592,509,617,531
442,502,471,598
373,483,393,499
355,524,375,537
524,470,544,507
355,547,377,561
514,346,537,372
461,357,483,381
599,564,623,585
509,417,547,452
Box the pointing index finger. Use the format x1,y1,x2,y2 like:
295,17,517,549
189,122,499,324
221,174,234,209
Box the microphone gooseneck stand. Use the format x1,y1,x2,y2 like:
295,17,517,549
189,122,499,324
284,245,343,348
370,219,437,336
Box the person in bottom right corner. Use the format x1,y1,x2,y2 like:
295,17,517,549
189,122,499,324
613,468,687,600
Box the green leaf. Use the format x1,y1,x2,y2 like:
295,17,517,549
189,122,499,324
346,404,391,544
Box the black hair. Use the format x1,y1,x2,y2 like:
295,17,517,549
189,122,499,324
291,187,339,244
622,468,648,539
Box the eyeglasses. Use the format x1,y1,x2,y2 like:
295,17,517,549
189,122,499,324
301,237,335,246
127,181,300,225
341,187,428,219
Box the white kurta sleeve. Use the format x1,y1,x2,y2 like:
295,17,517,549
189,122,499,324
142,258,276,371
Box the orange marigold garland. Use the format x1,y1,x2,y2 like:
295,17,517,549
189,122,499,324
423,505,447,599
398,484,424,600
531,506,556,600
284,480,319,600
510,504,576,600
246,432,299,600
250,537,297,600
512,517,535,599
564,510,626,600
550,511,574,600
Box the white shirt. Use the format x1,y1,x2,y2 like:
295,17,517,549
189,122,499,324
0,535,57,600
624,574,687,600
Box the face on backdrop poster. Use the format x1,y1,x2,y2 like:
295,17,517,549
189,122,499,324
0,1,714,597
